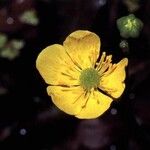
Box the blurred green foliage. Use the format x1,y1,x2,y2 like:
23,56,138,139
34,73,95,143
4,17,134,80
123,0,140,12
0,35,25,60
19,10,39,26
0,33,7,49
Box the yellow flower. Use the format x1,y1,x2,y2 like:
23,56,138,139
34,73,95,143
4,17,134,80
36,30,128,119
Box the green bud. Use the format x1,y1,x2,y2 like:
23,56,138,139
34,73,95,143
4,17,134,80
117,14,143,38
119,40,129,49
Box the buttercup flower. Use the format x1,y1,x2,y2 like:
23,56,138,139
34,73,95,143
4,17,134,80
36,30,128,119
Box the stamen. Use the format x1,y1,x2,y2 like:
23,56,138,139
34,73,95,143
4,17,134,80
98,55,112,75
72,91,85,104
102,64,117,77
96,52,106,70
81,91,91,108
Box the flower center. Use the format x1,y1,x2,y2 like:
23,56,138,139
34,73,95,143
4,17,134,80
79,68,100,91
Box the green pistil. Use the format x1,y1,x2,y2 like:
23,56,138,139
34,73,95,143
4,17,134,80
79,68,100,91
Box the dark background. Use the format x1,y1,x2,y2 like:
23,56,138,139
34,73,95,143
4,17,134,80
0,0,150,149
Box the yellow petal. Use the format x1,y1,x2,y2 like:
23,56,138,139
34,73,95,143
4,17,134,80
76,90,113,119
47,86,86,115
36,44,80,85
99,58,128,98
63,30,100,69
